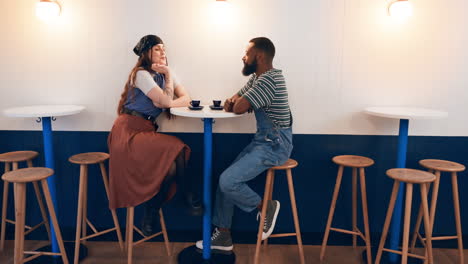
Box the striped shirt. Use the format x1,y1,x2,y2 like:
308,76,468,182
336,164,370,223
238,68,292,128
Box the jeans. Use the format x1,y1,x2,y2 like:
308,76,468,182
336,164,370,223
212,127,293,229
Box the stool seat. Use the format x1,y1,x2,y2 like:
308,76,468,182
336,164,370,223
271,159,298,170
2,167,53,183
0,151,38,163
69,152,109,165
419,159,465,172
386,168,436,184
332,155,374,168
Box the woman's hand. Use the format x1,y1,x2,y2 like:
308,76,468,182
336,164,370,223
152,63,171,75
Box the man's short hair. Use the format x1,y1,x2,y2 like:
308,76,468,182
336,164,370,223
250,37,275,61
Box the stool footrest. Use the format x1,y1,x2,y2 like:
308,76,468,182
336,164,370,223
5,219,33,230
330,227,366,241
382,248,426,260
81,227,118,241
132,230,163,247
416,232,426,247
24,221,47,235
134,226,146,237
87,219,98,234
23,251,62,263
418,233,458,241
269,233,297,238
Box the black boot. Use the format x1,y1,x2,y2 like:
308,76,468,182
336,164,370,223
141,192,164,236
141,207,158,236
176,151,204,216
183,191,204,216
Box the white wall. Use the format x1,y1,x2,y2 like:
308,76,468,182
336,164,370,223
1,0,467,135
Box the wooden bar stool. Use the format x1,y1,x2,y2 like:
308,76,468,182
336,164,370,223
375,168,435,264
0,151,51,252
1,167,68,264
254,159,305,264
126,207,170,264
69,152,124,264
410,159,465,264
320,155,374,264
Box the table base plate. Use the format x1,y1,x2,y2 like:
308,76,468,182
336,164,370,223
27,242,88,264
178,245,235,264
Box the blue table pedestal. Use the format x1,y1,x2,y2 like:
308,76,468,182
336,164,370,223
178,118,235,264
36,117,88,262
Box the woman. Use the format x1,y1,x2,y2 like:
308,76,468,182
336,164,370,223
108,35,201,235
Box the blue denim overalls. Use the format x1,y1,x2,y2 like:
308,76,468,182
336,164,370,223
213,108,293,228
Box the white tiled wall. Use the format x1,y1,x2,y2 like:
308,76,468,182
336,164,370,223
0,0,466,136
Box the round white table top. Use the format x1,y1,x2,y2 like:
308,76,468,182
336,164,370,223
3,105,85,118
364,107,448,120
170,105,243,119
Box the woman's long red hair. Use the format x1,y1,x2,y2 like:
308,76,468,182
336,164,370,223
117,50,153,114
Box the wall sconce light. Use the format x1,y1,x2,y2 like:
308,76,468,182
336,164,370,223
36,0,61,21
388,0,413,19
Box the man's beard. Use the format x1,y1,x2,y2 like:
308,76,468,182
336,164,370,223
242,59,257,76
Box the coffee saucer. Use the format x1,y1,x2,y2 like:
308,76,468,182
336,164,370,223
209,105,223,110
188,106,203,111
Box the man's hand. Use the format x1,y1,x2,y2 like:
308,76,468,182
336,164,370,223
224,98,235,112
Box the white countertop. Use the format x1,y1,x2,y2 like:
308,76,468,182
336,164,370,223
3,105,85,118
170,105,244,119
364,107,448,120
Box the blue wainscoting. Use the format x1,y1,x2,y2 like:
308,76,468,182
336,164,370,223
0,130,467,247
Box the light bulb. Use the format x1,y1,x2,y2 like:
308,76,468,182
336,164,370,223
36,0,61,21
389,0,413,19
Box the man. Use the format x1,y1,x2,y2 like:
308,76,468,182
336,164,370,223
196,37,293,251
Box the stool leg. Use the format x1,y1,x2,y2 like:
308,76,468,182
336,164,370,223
159,209,171,256
127,207,135,264
352,167,358,248
286,168,305,264
411,170,438,252
402,183,414,264
420,183,433,264
27,160,52,243
32,182,52,242
264,172,275,248
74,165,86,264
451,172,464,264
428,171,440,231
81,165,88,246
41,179,69,264
99,162,124,251
125,208,130,251
359,168,372,264
13,182,26,264
0,162,11,251
410,183,429,252
254,169,274,264
375,181,400,264
320,165,344,261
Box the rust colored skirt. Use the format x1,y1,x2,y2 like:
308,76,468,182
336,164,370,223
108,114,190,209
